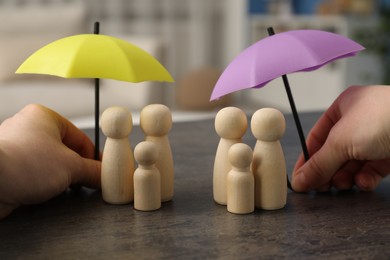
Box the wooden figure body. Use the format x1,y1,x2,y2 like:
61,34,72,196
251,108,287,210
213,107,248,205
227,143,254,214
101,106,134,204
134,141,161,211
140,104,174,202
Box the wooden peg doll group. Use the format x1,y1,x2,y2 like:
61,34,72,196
213,107,287,214
100,104,174,212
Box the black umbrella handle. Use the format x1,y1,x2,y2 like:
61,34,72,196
267,27,310,191
281,75,310,162
94,21,99,34
94,22,100,160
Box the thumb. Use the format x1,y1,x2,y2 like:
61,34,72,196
292,140,346,192
71,157,101,189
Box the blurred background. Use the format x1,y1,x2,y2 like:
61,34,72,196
0,0,389,125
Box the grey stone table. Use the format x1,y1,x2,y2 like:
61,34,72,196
1,112,389,259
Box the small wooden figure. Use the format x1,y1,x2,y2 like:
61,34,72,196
251,108,287,210
101,106,134,204
140,104,174,202
134,141,161,211
213,107,248,205
227,143,254,214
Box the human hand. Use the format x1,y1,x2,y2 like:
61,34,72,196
0,104,101,219
292,85,390,192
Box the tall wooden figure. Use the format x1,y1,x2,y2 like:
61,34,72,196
213,107,248,205
101,106,134,204
227,143,254,214
251,108,287,210
134,141,161,211
140,104,174,202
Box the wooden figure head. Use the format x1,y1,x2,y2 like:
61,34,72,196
215,107,247,139
134,141,158,166
251,108,285,142
140,104,172,137
101,106,133,139
228,143,253,169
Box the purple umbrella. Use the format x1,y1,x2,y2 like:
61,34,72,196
210,28,364,189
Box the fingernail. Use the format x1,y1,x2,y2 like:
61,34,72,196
356,175,375,191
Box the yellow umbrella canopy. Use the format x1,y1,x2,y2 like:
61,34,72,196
16,34,174,82
16,24,173,160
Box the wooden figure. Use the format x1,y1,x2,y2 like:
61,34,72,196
101,106,134,204
251,108,287,210
213,107,248,205
140,104,174,202
227,143,254,214
134,141,161,211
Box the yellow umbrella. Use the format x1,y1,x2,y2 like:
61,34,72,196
16,34,173,82
16,22,174,159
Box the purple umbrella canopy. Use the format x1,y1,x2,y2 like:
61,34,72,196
210,29,364,100
211,28,364,190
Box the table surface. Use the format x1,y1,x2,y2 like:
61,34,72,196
1,112,389,259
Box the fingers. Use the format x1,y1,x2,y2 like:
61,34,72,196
295,158,390,192
31,105,102,188
70,156,101,189
293,109,339,173
19,104,97,159
292,138,346,192
293,153,306,174
292,108,344,192
355,173,382,191
57,116,96,159
331,160,362,190
80,158,101,189
354,159,390,191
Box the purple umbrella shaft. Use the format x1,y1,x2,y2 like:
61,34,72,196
267,27,310,190
281,74,309,162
